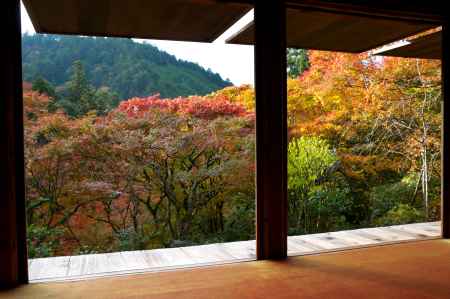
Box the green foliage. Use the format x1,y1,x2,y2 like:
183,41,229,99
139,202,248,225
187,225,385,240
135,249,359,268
132,115,254,245
32,76,56,98
375,204,424,226
299,185,354,233
27,224,64,258
73,245,100,255
220,194,255,242
56,60,118,117
94,87,120,115
370,173,419,221
288,137,340,233
22,34,231,99
287,48,309,78
61,60,95,117
288,137,336,193
116,227,157,251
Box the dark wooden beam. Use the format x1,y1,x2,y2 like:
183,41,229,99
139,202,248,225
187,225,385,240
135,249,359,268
284,0,445,23
0,0,28,287
374,31,442,60
254,0,288,259
227,10,436,53
442,23,450,238
222,0,445,23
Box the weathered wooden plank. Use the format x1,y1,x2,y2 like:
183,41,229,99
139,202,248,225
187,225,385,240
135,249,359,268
66,255,84,277
142,248,194,268
287,239,316,254
28,256,69,280
83,253,111,275
288,237,328,251
313,232,356,247
386,226,431,239
328,231,379,246
220,240,256,260
350,229,393,242
428,221,441,228
28,222,441,282
395,224,440,237
118,251,149,271
180,244,235,264
379,226,425,239
104,251,129,273
412,222,442,233
297,235,346,250
214,243,245,260
357,227,416,242
27,258,47,281
45,256,70,279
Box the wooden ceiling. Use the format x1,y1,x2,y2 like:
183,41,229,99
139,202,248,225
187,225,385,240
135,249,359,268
23,0,442,52
283,0,446,23
374,31,442,60
226,8,437,53
22,0,251,42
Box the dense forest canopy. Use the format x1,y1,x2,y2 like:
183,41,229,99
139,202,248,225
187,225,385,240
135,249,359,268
22,34,231,99
23,47,441,258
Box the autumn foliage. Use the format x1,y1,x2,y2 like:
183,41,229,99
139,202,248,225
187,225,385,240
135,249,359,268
117,94,251,120
24,50,441,257
25,89,255,256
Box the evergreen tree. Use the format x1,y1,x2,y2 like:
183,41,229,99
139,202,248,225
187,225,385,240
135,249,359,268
93,87,119,115
57,60,116,117
59,60,95,117
32,76,56,98
287,49,310,78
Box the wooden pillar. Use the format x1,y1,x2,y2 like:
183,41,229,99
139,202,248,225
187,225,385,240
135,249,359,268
442,23,450,238
254,0,288,259
0,0,28,287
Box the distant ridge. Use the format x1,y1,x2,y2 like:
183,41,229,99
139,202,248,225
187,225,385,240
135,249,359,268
22,34,232,100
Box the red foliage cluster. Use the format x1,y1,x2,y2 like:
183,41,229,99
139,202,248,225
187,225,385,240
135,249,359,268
23,81,33,92
117,94,250,120
23,91,51,121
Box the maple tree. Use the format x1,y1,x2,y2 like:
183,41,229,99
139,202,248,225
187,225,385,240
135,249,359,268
24,91,255,255
286,50,441,227
23,50,441,257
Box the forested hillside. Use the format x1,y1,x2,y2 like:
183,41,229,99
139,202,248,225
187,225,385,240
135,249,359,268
22,34,231,99
24,49,441,258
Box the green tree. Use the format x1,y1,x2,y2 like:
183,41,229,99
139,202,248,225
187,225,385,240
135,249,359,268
93,87,119,115
58,60,95,117
58,61,116,117
287,48,309,78
288,137,337,197
32,76,56,98
288,136,338,233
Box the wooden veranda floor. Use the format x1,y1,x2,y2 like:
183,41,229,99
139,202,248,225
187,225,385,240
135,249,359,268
5,238,450,299
28,222,440,282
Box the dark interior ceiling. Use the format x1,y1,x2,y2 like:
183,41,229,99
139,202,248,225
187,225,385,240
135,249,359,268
226,8,437,53
22,0,251,42
284,0,445,23
374,31,442,59
23,0,442,55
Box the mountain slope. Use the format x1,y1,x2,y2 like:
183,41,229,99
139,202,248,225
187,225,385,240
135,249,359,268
22,34,231,99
